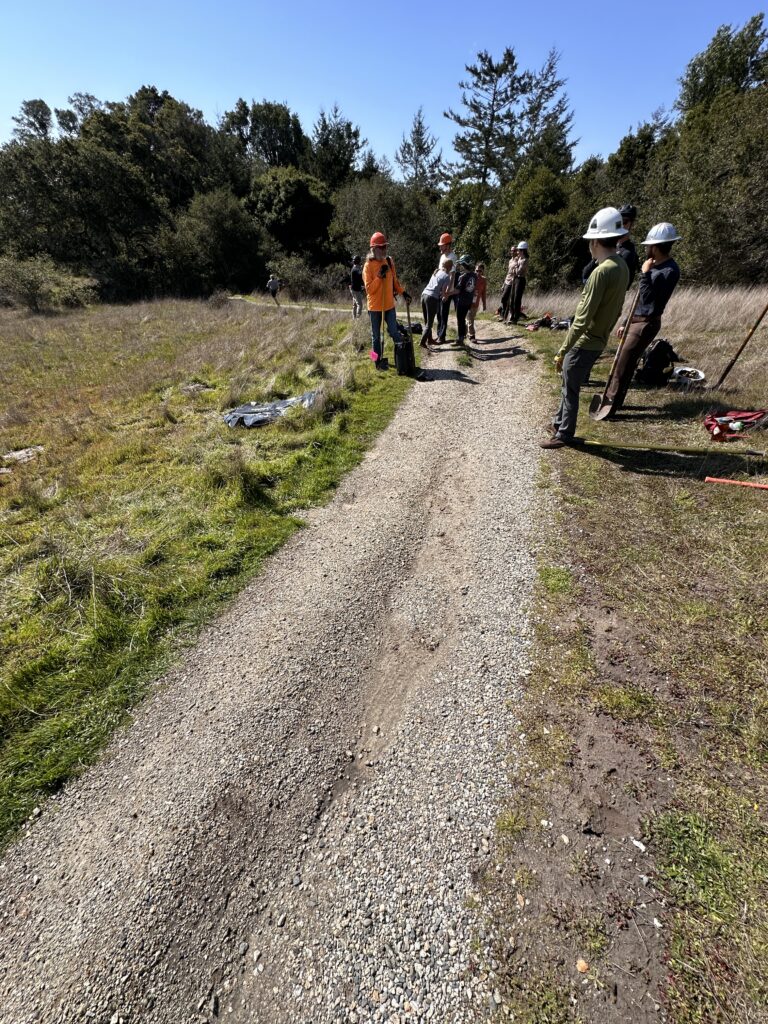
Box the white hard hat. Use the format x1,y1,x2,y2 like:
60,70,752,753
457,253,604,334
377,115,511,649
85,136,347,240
642,222,682,245
583,207,625,240
516,240,528,250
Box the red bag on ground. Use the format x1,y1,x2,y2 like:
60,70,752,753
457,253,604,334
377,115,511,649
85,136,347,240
703,410,767,441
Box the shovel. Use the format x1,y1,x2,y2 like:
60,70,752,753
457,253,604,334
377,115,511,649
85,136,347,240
711,299,768,390
589,283,642,421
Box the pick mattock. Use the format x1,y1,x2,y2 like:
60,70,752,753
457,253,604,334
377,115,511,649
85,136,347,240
711,299,768,391
589,282,642,421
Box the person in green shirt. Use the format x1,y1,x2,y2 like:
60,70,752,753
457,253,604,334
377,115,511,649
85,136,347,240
541,207,630,449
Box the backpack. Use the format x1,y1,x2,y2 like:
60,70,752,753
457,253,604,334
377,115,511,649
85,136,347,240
635,338,681,386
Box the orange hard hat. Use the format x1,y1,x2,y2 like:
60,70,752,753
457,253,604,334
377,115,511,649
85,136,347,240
438,232,453,246
370,231,388,247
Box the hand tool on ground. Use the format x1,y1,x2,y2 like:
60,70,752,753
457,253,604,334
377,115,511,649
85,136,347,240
589,283,642,421
582,440,766,458
711,300,768,390
705,477,768,490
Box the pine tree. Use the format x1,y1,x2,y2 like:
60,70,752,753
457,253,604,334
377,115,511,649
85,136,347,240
395,108,442,191
676,14,768,114
514,50,575,180
444,49,531,192
309,104,366,191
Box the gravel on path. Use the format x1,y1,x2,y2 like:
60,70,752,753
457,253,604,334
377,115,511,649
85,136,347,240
0,326,542,1024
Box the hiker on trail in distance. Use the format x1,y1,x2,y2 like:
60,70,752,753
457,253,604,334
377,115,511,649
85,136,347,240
437,232,457,343
583,204,639,286
421,259,452,347
603,222,682,416
363,232,412,370
267,274,282,305
541,207,629,450
467,262,487,342
508,241,528,323
498,245,519,322
350,256,365,319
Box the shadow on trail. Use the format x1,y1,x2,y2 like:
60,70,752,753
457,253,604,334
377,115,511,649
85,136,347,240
423,367,480,385
577,441,766,480
470,345,528,362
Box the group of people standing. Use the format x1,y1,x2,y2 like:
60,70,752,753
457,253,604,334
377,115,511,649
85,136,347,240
356,231,489,368
498,241,529,324
542,205,681,449
350,206,682,448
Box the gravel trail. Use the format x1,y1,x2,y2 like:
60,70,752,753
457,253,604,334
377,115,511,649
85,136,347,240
0,327,542,1024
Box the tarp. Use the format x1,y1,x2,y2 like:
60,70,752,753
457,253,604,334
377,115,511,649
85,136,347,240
223,390,319,428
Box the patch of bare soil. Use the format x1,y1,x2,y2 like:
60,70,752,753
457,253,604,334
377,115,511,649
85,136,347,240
477,566,673,1021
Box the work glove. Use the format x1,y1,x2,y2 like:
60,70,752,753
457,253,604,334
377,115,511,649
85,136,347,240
554,353,564,372
379,265,389,278
402,291,412,303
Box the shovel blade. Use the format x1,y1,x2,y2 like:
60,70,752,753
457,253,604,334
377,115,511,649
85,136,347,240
589,393,614,421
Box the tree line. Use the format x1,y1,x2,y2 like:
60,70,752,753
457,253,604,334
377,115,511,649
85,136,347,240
0,15,765,308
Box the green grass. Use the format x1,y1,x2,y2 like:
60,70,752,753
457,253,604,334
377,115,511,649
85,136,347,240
0,299,412,842
516,293,768,1022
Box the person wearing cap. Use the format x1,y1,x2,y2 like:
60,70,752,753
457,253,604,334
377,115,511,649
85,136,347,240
541,207,629,449
362,232,412,369
498,245,518,321
508,241,529,323
467,262,487,342
349,256,365,319
448,255,478,345
582,204,638,287
421,259,452,347
436,232,457,343
616,205,639,285
603,222,681,415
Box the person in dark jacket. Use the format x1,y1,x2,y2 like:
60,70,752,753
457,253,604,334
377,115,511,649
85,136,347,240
603,221,681,415
450,255,477,344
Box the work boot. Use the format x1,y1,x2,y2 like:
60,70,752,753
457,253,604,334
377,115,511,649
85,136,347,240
540,436,568,449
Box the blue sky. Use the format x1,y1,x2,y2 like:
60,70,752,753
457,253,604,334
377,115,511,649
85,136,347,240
1,1,763,167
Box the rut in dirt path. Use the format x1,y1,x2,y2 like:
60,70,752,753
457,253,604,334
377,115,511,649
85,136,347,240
0,326,541,1024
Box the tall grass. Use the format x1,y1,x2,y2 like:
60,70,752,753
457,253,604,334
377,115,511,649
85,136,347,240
0,298,411,841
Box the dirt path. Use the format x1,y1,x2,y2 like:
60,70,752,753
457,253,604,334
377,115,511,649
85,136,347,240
0,325,542,1024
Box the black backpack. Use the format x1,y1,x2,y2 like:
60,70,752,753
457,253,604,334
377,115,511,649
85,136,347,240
635,338,681,386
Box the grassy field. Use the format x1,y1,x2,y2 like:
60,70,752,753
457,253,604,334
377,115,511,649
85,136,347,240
0,297,411,842
487,285,768,1021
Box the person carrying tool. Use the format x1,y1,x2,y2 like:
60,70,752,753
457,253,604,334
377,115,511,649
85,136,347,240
467,262,487,342
349,256,365,319
498,245,518,321
541,207,629,449
362,232,412,370
421,259,452,347
508,241,528,323
602,222,681,415
266,274,282,305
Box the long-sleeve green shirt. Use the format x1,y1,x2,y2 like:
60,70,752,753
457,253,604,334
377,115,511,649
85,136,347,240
558,254,629,356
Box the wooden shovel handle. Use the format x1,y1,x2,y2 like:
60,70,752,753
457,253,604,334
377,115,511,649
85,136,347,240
713,300,768,390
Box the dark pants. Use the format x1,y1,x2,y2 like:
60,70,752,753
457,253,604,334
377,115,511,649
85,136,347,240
437,297,451,342
510,277,526,321
500,282,513,319
553,348,602,440
604,319,661,411
421,294,440,341
456,302,471,342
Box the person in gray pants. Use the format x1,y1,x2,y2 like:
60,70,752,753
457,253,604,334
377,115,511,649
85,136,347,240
542,207,629,449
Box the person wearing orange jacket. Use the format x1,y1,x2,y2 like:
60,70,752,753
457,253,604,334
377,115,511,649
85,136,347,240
362,231,411,369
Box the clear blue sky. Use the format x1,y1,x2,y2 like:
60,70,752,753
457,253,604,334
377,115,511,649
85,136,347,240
1,1,763,167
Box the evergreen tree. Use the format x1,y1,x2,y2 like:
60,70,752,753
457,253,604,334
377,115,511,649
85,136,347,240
514,50,575,179
220,99,308,168
309,104,366,191
395,108,442,191
12,100,54,142
444,48,531,192
677,14,768,114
